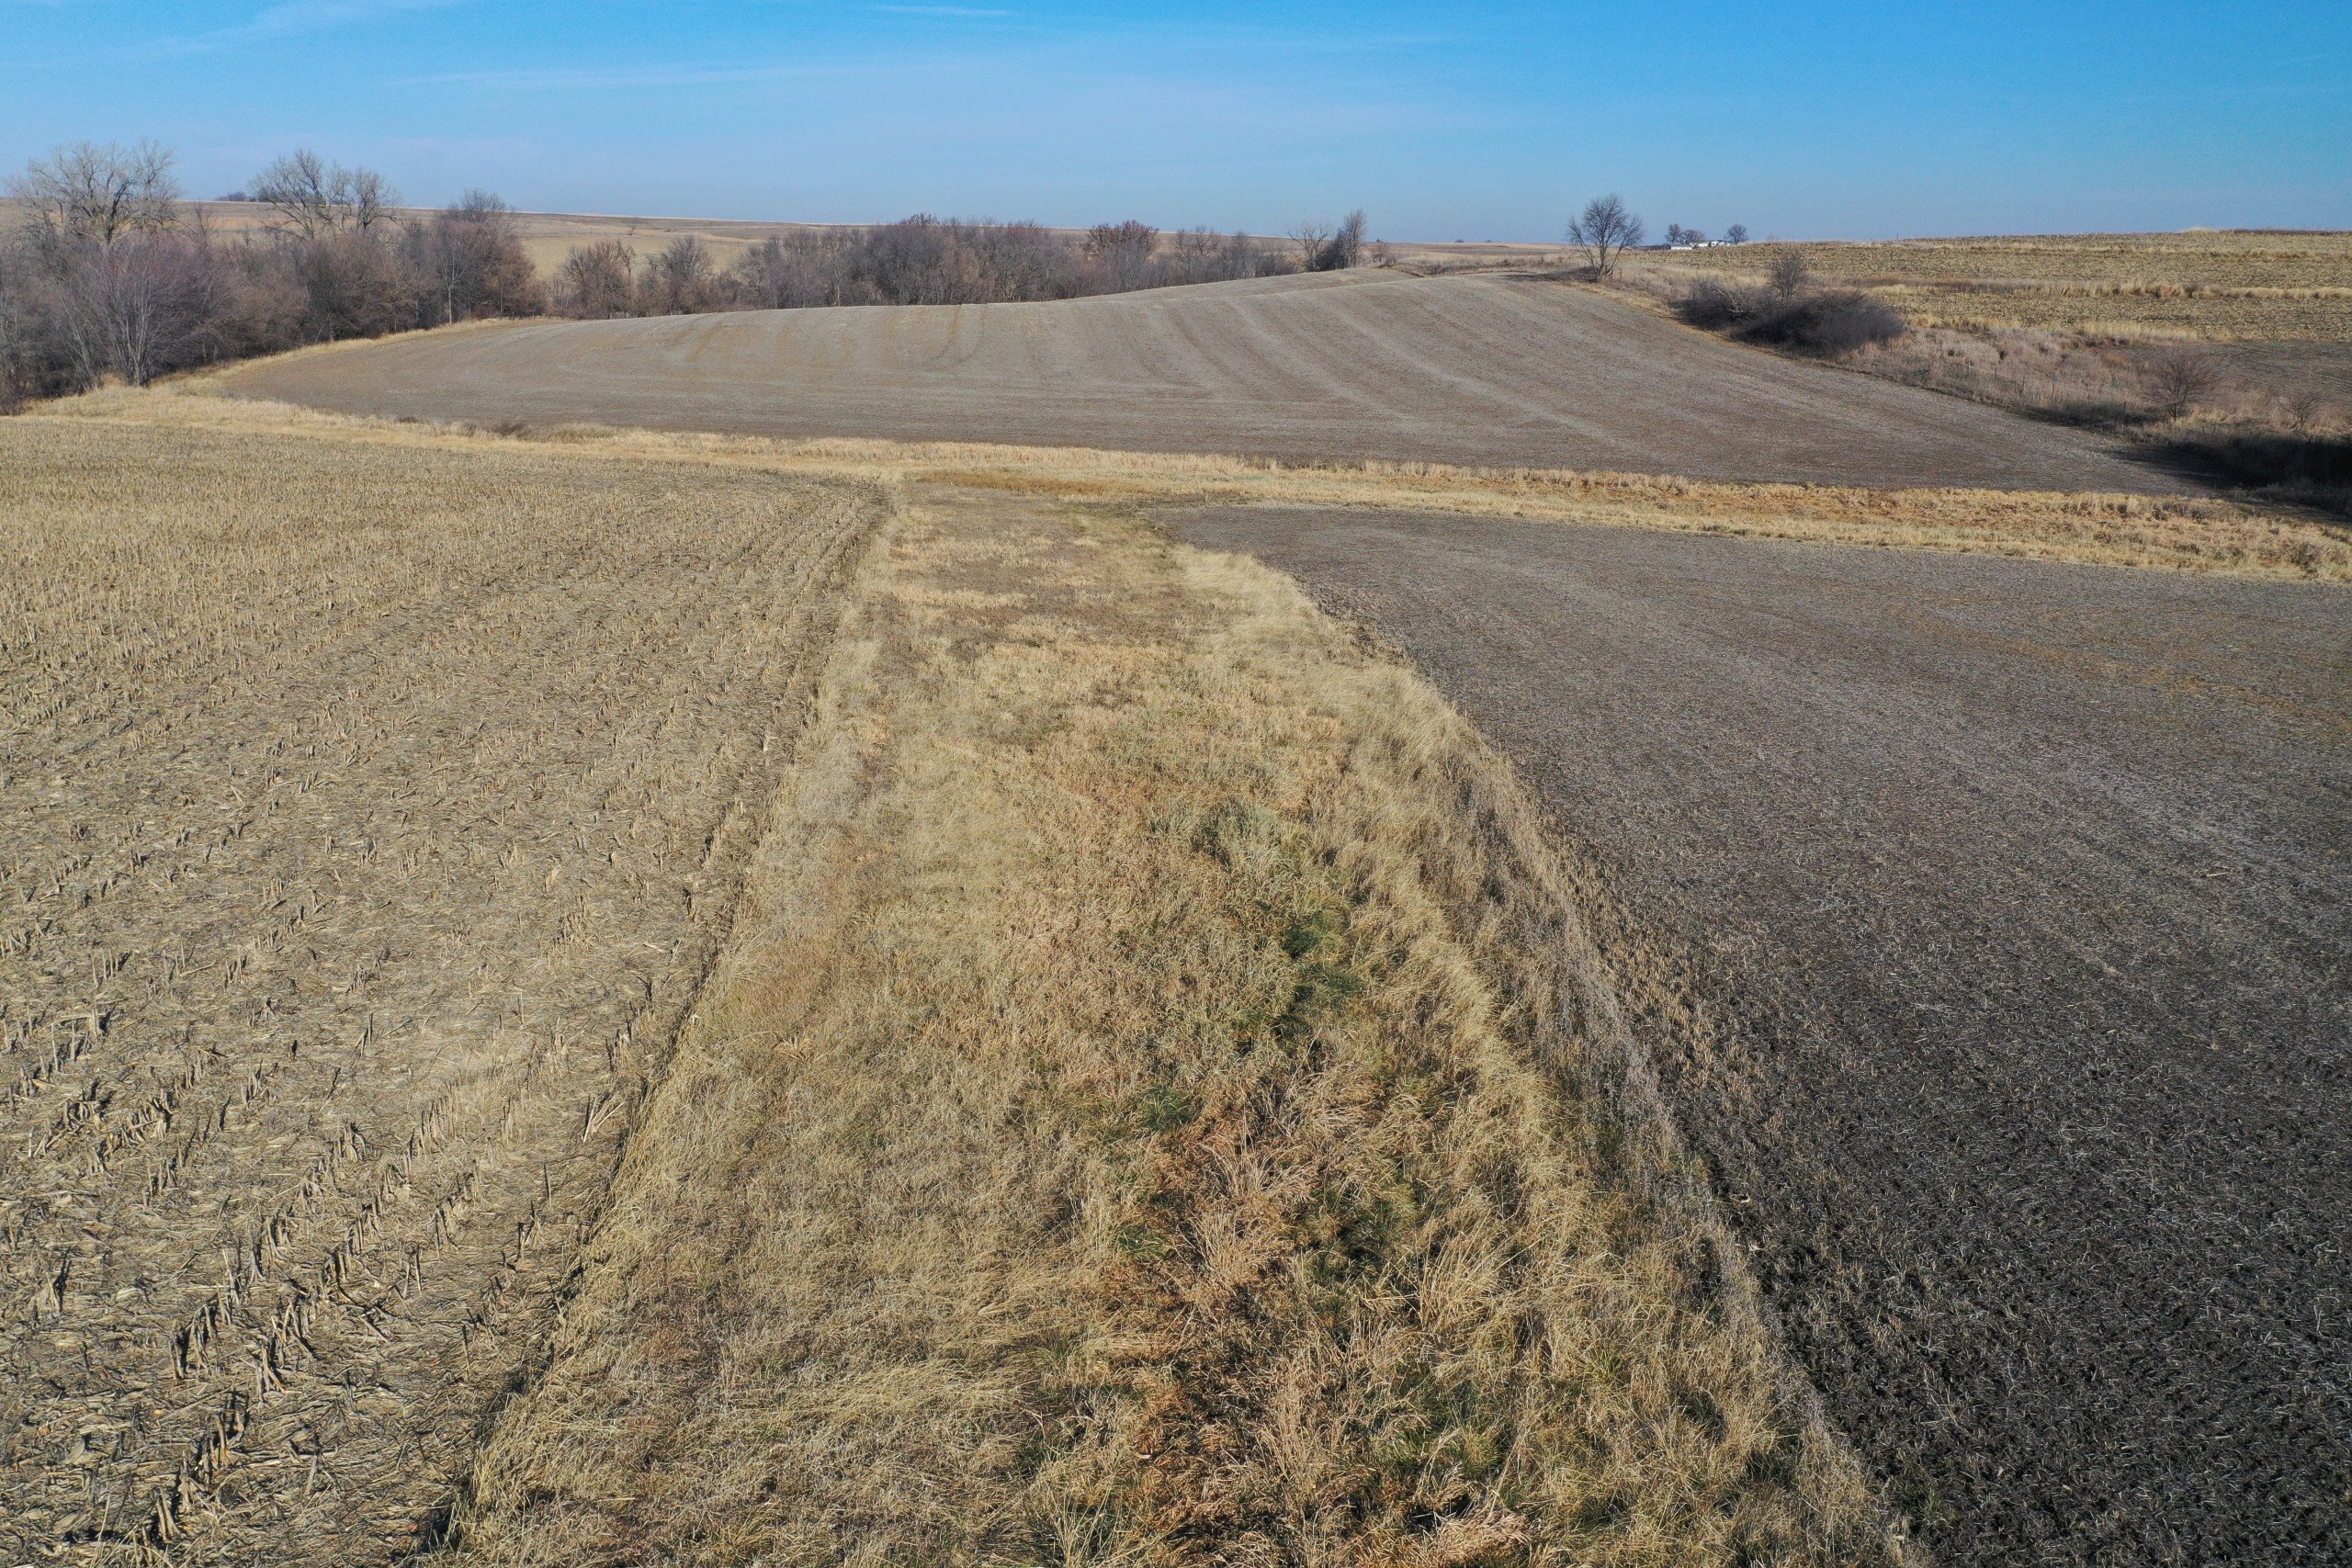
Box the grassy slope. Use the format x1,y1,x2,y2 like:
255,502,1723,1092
446,482,1897,1564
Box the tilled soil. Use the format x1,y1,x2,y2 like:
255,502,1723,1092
0,419,878,1562
1167,505,2352,1566
217,272,2190,494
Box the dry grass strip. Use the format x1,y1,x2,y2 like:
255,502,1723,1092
445,483,1905,1565
40,382,2352,581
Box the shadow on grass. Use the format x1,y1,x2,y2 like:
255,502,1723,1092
2143,424,2352,516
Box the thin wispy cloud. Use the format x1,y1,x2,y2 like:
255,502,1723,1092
403,61,864,91
146,0,459,58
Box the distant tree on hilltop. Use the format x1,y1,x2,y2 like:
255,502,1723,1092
252,150,397,240
1568,195,1643,276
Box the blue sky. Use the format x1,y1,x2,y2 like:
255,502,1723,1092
5,1,2346,240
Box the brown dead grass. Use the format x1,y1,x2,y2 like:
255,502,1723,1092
52,383,2352,581
448,481,1900,1566
1636,232,2352,342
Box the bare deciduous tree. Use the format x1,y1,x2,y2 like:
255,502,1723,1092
1725,223,1750,245
408,191,543,325
346,167,395,232
1327,209,1367,270
1290,220,1333,272
8,141,183,248
57,235,197,385
640,234,719,315
1170,225,1220,264
1769,249,1812,299
558,240,637,318
1287,212,1365,273
253,151,400,240
1084,220,1159,289
296,229,416,340
1566,194,1643,277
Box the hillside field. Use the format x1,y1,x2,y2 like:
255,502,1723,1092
218,270,2191,494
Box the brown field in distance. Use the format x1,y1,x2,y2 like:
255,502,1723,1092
159,199,878,276
91,199,1562,278
1639,231,2352,340
0,197,1570,279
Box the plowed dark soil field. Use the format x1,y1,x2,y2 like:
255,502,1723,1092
216,272,2190,493
1168,504,2352,1566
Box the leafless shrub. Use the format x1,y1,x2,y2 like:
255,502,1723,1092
728,232,841,310
0,244,49,406
295,229,418,340
2278,386,2338,432
1770,249,1812,299
1739,289,1906,355
1566,194,1643,277
2144,346,2221,418
1677,276,1763,330
1679,265,1904,356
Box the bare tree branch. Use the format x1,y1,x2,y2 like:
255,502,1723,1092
253,151,401,241
7,141,183,248
1566,194,1643,278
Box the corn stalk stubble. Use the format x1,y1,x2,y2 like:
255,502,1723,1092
0,416,880,1562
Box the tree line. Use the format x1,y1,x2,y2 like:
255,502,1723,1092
554,209,1362,318
1,139,1374,405
0,141,540,403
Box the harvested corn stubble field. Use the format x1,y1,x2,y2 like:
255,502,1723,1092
2,397,1895,1564
0,413,879,1560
